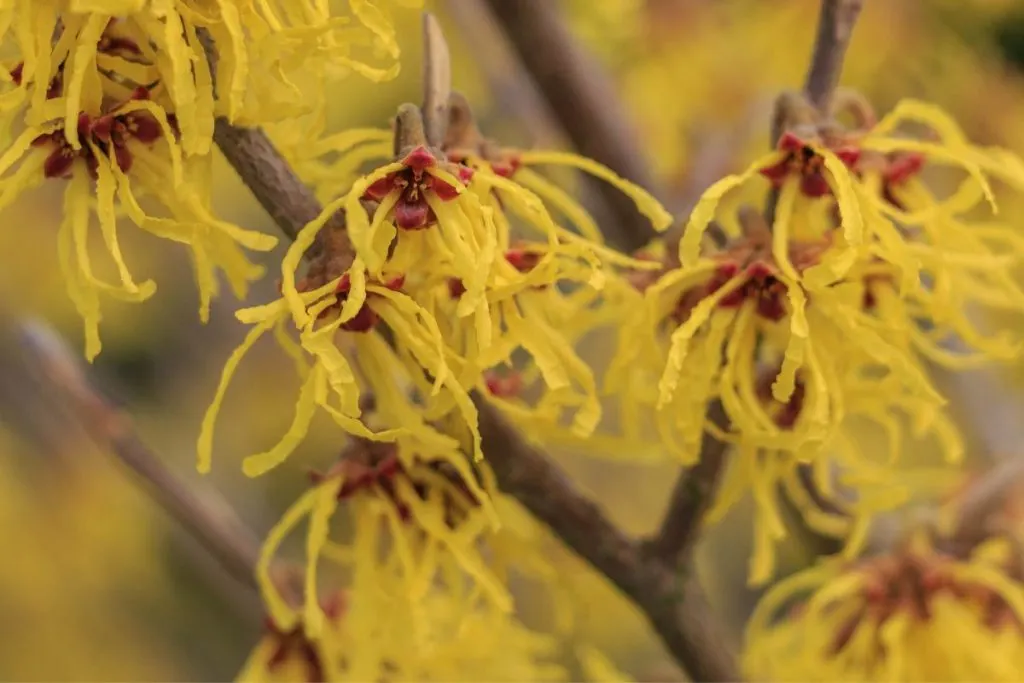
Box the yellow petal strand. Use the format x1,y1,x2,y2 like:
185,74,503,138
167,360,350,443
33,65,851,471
512,167,604,242
820,148,864,248
860,137,997,213
310,128,392,156
366,286,449,394
772,277,808,403
62,171,102,361
62,14,106,150
396,478,512,612
658,275,746,407
92,149,146,294
680,153,778,266
350,0,400,58
745,562,839,640
517,150,672,231
242,365,321,477
257,487,322,633
504,301,570,391
304,478,343,640
346,163,404,269
338,259,368,325
281,193,350,328
770,178,801,281
197,317,277,473
871,98,967,142
303,318,360,415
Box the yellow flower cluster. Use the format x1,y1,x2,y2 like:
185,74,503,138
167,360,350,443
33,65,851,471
606,94,1024,583
237,450,614,681
0,0,415,358
744,531,1024,681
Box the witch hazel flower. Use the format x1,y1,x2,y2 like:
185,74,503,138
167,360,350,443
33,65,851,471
0,68,275,359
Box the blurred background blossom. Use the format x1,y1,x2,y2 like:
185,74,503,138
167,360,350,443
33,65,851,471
5,0,1024,679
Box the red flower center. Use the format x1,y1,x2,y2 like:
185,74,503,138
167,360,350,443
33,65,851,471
35,87,163,180
362,146,474,230
760,132,860,198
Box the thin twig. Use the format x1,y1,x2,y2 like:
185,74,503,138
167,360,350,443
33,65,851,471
214,119,346,258
421,13,452,149
480,0,661,253
804,0,865,114
645,401,729,565
443,0,563,148
16,320,300,605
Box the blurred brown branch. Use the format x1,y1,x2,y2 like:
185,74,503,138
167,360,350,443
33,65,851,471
478,0,661,253
804,0,865,113
17,320,300,607
443,0,562,147
645,401,729,566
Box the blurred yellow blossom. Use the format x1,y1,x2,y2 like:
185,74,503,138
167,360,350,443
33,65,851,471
744,532,1024,681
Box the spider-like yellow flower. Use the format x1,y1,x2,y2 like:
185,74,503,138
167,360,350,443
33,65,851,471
197,254,483,478
242,448,624,682
3,2,413,155
634,96,1024,459
622,206,943,460
707,364,964,586
744,534,1024,681
254,447,508,652
285,110,668,437
682,99,1024,290
0,80,275,359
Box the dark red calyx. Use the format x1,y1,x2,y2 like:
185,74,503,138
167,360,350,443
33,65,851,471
394,193,432,230
504,248,542,273
485,370,523,397
401,145,436,172
884,153,925,187
448,278,467,299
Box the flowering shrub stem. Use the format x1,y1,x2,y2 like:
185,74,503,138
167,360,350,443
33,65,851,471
421,14,453,150
16,320,299,606
476,399,741,682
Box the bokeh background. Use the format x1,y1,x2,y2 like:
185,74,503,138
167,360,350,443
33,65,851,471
4,0,1024,679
